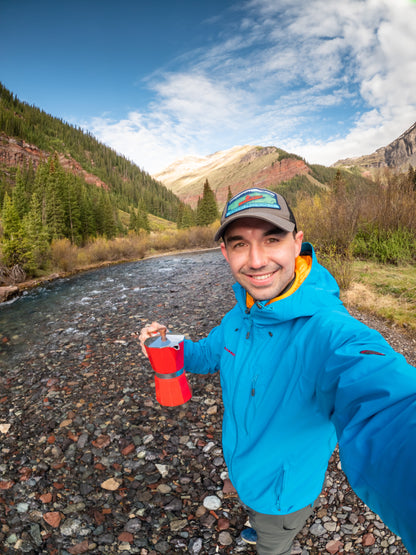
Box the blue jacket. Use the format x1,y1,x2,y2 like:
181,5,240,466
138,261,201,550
184,243,416,551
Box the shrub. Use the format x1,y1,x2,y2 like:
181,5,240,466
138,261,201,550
316,246,354,291
353,226,416,265
50,238,78,273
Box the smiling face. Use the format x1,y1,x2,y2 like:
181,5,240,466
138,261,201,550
221,217,304,301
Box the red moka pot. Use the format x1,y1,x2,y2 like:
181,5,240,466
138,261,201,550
144,333,192,407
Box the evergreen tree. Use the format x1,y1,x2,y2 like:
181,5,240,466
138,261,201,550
64,174,82,243
177,203,195,229
44,156,66,240
227,186,233,202
129,207,138,231
196,179,218,226
136,200,149,232
1,192,24,266
12,167,30,218
21,192,50,272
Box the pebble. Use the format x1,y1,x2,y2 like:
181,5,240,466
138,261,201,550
203,495,222,511
0,250,412,554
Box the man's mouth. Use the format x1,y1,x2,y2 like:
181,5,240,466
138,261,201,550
247,271,275,282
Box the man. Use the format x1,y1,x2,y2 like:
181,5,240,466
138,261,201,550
139,188,416,555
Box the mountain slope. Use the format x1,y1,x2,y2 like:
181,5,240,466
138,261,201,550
0,82,180,222
334,121,416,172
153,145,312,208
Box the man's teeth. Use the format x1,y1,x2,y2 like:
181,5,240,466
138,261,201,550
251,273,273,281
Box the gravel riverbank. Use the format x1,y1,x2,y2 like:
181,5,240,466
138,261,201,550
0,250,414,554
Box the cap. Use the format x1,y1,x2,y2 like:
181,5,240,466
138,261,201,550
214,188,297,241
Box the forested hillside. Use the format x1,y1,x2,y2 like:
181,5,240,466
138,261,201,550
0,82,181,222
0,83,195,276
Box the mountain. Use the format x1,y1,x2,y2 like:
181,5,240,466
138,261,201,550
334,122,416,172
0,83,181,223
153,145,324,208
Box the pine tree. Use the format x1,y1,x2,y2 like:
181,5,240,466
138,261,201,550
196,179,218,226
21,192,50,272
136,200,149,232
64,174,82,244
12,167,30,218
177,203,195,229
1,192,25,266
44,156,66,240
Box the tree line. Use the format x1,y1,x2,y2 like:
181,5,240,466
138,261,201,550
1,155,151,273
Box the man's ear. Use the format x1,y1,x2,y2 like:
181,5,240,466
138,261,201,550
295,231,304,257
220,242,229,263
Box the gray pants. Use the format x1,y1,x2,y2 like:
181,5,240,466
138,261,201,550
247,504,314,555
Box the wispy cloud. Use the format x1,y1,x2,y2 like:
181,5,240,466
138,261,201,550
84,0,416,173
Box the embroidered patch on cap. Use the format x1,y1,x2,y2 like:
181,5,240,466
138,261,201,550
224,188,281,218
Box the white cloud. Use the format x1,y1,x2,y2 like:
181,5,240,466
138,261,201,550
85,0,416,173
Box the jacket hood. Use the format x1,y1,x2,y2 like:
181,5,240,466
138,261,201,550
232,242,343,323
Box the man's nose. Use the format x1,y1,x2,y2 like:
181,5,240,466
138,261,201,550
249,244,267,268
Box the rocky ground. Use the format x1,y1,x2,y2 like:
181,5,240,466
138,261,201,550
0,250,414,554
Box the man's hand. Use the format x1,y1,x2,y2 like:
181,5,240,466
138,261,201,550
137,322,167,357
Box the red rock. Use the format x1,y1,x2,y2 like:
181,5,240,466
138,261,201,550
217,518,230,531
118,531,134,543
68,540,90,554
43,511,62,528
363,533,375,546
0,480,14,490
121,443,135,456
325,540,343,554
40,493,53,503
19,467,32,481
93,510,106,524
92,435,111,448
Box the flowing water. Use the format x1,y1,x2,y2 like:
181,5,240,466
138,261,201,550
0,249,229,367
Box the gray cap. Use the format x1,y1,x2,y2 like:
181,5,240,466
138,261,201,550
214,188,297,241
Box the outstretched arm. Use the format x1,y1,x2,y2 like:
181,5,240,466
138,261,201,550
316,315,416,550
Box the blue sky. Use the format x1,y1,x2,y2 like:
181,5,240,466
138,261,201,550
1,0,416,174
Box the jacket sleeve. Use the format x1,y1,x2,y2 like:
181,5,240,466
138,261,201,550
183,323,224,375
314,312,416,551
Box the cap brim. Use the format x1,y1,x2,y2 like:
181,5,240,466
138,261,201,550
214,207,296,242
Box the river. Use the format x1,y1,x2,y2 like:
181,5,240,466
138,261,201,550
0,249,233,367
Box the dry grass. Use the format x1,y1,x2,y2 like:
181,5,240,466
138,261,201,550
49,226,218,275
342,261,416,336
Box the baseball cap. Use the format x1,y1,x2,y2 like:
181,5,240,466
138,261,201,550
214,188,297,241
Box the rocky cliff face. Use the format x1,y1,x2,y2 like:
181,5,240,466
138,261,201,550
0,133,108,189
154,145,311,208
334,122,416,171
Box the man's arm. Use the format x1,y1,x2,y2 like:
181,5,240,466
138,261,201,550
315,314,416,550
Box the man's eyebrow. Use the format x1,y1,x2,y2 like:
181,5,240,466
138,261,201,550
224,234,244,243
264,227,286,237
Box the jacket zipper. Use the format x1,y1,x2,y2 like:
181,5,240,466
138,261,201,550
276,465,288,511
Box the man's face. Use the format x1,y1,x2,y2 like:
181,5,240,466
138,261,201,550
221,217,304,301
